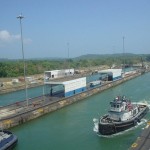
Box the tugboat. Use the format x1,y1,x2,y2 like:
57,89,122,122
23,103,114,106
94,96,149,135
0,130,18,150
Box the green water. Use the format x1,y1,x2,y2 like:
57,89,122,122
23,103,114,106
1,73,150,150
0,86,45,106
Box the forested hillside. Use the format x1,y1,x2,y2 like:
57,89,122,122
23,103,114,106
0,54,149,77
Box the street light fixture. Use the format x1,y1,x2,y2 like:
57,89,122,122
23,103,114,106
17,14,29,108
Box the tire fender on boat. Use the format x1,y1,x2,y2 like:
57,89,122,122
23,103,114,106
137,118,140,123
134,119,137,125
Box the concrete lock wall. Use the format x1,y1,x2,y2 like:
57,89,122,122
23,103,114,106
0,72,142,129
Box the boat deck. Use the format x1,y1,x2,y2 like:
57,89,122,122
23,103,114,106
0,132,11,141
130,122,150,150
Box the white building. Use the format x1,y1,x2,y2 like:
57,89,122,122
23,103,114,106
44,69,74,81
45,77,86,97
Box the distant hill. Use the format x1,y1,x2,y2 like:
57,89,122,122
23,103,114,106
0,58,9,62
74,53,139,60
27,57,66,61
0,53,149,62
0,57,66,62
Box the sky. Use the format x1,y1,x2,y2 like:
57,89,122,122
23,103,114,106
0,0,150,59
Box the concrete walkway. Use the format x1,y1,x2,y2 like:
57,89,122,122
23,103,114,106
130,122,150,150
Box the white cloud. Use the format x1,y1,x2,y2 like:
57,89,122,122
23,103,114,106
0,30,32,44
0,30,20,41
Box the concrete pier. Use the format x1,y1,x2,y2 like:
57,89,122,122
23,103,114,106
130,122,150,150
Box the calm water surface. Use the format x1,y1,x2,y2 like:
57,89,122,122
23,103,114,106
1,73,150,150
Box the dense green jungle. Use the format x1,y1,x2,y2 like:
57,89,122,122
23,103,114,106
0,53,150,77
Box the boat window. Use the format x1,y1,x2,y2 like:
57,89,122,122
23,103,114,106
117,105,120,108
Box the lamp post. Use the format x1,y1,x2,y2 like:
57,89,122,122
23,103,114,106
123,36,125,72
67,42,70,74
17,14,28,108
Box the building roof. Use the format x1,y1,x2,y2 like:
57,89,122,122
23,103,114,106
98,69,122,74
44,75,86,85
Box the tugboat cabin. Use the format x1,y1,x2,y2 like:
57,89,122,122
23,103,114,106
108,97,138,122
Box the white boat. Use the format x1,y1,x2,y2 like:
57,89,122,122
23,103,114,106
94,96,149,135
0,130,18,150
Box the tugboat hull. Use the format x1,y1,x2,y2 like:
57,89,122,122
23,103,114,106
98,106,149,135
98,120,135,135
